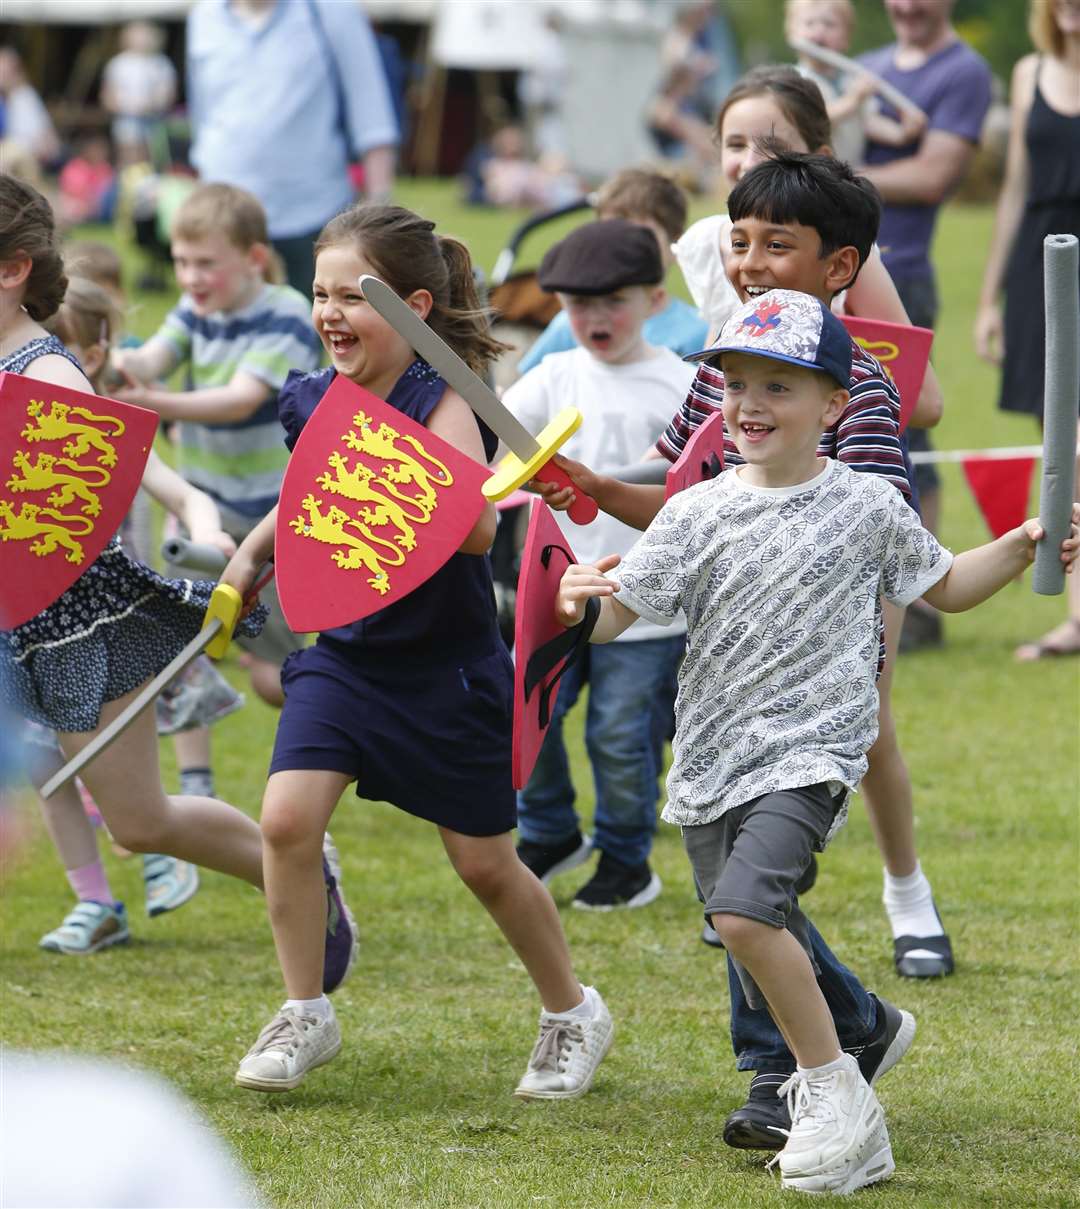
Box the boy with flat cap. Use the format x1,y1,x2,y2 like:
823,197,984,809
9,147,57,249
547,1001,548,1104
505,218,695,910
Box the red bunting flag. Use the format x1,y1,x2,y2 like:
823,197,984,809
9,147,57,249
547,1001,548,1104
961,456,1036,540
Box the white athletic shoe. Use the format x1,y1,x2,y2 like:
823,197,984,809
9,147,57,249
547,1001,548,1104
514,986,613,1100
775,1054,894,1194
235,1006,341,1092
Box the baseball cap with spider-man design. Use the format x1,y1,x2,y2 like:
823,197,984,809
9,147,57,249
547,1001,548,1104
684,289,852,389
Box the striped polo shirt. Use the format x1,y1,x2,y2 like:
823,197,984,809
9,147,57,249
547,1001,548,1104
159,283,322,516
656,336,913,501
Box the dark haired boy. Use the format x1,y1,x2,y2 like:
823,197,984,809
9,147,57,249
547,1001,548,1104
539,151,952,1148
554,289,1079,1194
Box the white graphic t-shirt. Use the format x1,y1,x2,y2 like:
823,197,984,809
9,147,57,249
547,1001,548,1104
614,459,953,840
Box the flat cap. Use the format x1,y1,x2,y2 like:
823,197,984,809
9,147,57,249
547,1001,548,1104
537,218,663,295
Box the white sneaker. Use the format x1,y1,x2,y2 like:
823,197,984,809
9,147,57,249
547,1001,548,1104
775,1054,894,1194
513,986,613,1100
235,1006,341,1092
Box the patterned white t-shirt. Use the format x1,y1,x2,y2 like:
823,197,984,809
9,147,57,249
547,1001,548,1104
614,459,953,840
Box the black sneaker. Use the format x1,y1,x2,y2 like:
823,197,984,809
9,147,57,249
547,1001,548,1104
721,993,915,1152
722,1071,791,1150
516,831,593,885
572,851,661,911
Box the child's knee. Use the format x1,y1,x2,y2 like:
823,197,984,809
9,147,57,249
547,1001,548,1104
710,911,767,955
260,797,318,852
454,848,510,901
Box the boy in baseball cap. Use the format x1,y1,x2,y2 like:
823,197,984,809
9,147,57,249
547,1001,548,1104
552,287,1080,1194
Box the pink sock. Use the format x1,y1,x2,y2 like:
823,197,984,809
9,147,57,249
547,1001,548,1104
67,859,113,904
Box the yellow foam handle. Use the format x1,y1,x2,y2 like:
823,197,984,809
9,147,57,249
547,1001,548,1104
482,406,582,501
202,583,243,659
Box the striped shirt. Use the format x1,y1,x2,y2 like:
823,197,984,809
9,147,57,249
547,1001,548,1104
158,283,322,515
656,336,913,502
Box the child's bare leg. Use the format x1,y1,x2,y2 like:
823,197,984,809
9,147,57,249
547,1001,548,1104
260,769,348,998
247,655,284,708
172,726,213,795
712,912,840,1069
37,783,100,870
860,601,917,877
57,685,263,888
439,828,582,1013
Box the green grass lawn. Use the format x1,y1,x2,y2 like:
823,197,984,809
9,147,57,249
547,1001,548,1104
1,188,1077,1208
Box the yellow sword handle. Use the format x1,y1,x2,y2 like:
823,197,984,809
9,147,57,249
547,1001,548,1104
201,583,243,659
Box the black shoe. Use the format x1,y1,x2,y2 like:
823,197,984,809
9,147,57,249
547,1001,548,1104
572,851,661,911
722,1072,791,1150
701,921,725,947
721,994,916,1152
516,831,592,885
894,931,954,978
847,992,916,1085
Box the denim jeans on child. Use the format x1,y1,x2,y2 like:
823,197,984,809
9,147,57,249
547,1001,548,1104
517,634,684,869
727,915,878,1073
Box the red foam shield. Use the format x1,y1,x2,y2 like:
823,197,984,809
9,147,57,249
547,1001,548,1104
512,499,581,790
840,316,933,433
276,375,490,633
666,410,727,499
0,371,157,629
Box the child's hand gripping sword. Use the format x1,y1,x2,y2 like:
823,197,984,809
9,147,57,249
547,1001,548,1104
359,275,599,525
39,570,273,799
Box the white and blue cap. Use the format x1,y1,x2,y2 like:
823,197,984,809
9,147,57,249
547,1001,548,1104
685,289,851,388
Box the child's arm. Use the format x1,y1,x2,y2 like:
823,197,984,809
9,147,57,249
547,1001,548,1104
823,70,878,124
111,335,178,388
843,247,943,428
863,104,928,148
219,506,277,602
555,554,640,642
923,506,1080,613
427,387,497,554
138,450,235,554
116,371,272,425
533,454,666,531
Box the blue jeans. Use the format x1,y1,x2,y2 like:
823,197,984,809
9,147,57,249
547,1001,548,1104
517,635,684,869
728,916,877,1074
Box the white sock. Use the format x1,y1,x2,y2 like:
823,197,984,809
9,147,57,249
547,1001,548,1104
882,863,942,939
796,1053,850,1078
550,986,594,1019
283,995,333,1021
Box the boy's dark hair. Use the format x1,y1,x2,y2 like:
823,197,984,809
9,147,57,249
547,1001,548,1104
595,168,688,243
727,151,881,290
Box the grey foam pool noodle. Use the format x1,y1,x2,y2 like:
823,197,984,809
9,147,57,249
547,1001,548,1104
1033,234,1079,595
161,535,228,575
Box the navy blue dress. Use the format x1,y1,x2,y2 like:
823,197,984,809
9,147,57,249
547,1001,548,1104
0,335,265,732
270,362,516,836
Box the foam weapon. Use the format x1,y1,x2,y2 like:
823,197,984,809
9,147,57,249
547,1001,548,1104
1033,233,1079,595
40,572,271,798
359,275,598,524
786,38,927,123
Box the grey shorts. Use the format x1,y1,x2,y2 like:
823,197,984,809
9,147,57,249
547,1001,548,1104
682,783,843,1010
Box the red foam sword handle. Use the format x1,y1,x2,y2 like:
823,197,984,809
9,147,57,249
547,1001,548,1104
534,458,598,525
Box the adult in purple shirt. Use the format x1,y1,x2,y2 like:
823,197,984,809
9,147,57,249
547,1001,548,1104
859,0,992,608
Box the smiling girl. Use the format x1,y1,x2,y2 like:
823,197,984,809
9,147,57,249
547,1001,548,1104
221,204,613,1097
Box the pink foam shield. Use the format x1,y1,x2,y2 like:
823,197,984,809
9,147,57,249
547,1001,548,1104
512,499,583,789
840,316,933,433
0,372,157,628
275,375,491,632
666,410,727,499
